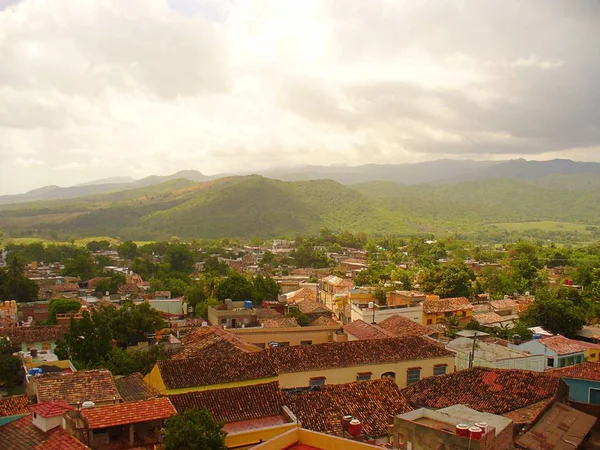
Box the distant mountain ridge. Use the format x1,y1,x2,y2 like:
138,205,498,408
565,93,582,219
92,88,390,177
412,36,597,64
2,158,599,205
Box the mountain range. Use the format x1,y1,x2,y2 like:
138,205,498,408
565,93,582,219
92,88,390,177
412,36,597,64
3,158,600,206
1,165,600,242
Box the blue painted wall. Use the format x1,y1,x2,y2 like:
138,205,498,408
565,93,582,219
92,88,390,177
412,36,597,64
564,378,600,404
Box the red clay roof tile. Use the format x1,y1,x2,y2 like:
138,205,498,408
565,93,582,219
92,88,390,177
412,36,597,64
0,395,30,418
80,398,176,429
29,400,73,418
538,335,590,355
548,361,600,382
402,367,559,421
423,297,473,314
0,415,89,449
115,372,159,403
34,369,121,405
168,381,283,423
343,320,394,340
284,378,412,437
378,315,436,338
0,326,65,344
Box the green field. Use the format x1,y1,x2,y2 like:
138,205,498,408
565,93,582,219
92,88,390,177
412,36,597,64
493,221,592,232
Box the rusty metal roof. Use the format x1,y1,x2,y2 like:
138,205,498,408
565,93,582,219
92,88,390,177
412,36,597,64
514,402,596,450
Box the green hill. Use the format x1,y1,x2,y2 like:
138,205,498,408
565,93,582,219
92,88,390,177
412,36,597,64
2,174,600,242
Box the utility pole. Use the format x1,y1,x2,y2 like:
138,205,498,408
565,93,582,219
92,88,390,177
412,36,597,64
469,331,482,369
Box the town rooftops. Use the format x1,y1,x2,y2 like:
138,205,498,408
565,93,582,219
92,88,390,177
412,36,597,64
157,352,277,390
168,381,284,423
172,326,261,360
489,299,519,310
0,415,89,449
537,335,589,355
423,297,473,314
471,312,510,326
0,395,30,418
115,372,159,402
402,367,560,420
80,397,176,429
29,400,73,418
0,325,65,344
285,287,317,303
284,378,412,437
307,316,339,327
268,336,453,374
292,299,332,315
259,317,300,328
378,315,436,338
34,369,121,405
514,402,596,450
343,320,394,340
548,361,600,382
321,275,352,288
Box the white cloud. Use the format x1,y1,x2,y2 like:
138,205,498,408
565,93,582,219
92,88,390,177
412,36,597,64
0,0,598,194
14,157,45,167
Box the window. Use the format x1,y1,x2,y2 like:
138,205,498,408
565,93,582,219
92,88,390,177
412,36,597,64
300,340,313,346
568,356,575,366
42,342,51,351
381,372,396,379
547,357,554,368
560,358,566,368
590,388,600,405
356,372,372,382
433,365,447,376
309,377,326,388
427,319,433,325
278,341,290,347
407,368,421,385
445,312,453,318
590,353,596,359
461,311,466,317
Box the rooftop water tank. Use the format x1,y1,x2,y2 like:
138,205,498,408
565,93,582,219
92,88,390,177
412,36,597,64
82,401,95,409
244,300,253,309
29,368,43,376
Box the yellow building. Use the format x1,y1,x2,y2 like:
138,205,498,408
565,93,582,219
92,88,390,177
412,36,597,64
251,427,382,450
422,297,473,325
319,275,352,312
230,323,344,348
386,290,426,307
145,335,455,394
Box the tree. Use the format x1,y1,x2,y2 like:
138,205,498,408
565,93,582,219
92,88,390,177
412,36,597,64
214,273,254,302
54,310,113,366
86,240,111,252
419,261,475,298
285,307,310,326
118,241,138,260
62,249,96,280
164,243,195,274
0,337,23,389
46,298,81,324
163,408,227,450
101,345,170,376
519,288,585,337
94,272,127,295
252,274,280,302
195,298,222,318
0,257,39,302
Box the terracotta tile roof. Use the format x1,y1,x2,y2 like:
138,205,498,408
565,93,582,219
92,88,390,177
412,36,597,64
268,336,453,374
0,415,90,449
259,317,300,328
173,326,261,360
29,400,73,418
293,299,332,315
472,312,508,325
168,381,284,423
0,395,30,418
0,326,65,344
35,369,121,405
81,397,176,429
51,283,80,293
538,335,588,355
489,299,518,310
343,320,394,340
256,308,284,319
548,361,600,382
321,276,353,288
284,378,412,437
286,287,317,303
115,372,159,402
158,352,277,390
378,315,435,338
85,277,110,289
502,398,554,426
514,402,597,450
402,367,560,419
308,316,339,327
423,297,473,314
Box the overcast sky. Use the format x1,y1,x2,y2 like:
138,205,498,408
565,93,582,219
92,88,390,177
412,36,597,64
1,0,599,194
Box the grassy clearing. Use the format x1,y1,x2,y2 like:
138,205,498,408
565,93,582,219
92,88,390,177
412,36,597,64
492,221,592,232
3,236,123,247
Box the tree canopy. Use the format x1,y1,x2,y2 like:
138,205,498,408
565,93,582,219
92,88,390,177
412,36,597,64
163,408,227,450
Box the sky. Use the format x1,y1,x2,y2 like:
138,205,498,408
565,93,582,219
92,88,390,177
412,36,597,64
1,0,599,194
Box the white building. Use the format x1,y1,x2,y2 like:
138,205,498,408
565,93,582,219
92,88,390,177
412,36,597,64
447,337,545,372
350,302,423,324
